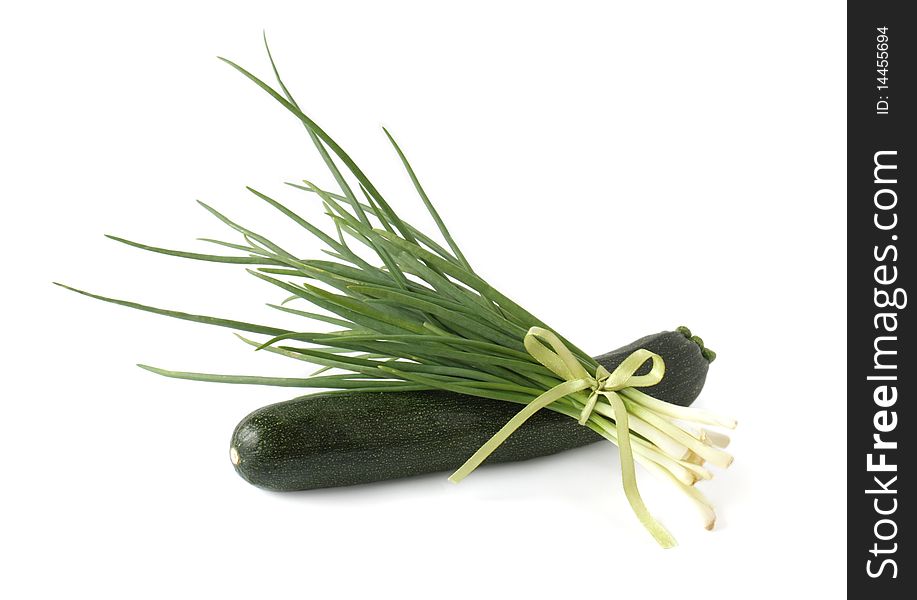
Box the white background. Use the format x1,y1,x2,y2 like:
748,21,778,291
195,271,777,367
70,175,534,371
2,2,846,598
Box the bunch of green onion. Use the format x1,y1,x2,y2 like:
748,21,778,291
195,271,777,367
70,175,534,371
57,40,736,548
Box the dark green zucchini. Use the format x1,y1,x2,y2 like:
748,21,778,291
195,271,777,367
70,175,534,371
230,328,713,491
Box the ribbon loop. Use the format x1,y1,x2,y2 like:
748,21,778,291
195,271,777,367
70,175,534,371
604,347,665,389
524,327,592,382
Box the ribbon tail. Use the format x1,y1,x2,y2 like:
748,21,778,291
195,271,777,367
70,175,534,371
449,379,591,483
605,390,678,549
578,390,599,425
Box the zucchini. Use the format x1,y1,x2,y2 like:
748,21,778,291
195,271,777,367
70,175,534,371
230,328,712,491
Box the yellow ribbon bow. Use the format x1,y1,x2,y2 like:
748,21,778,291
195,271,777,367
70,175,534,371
449,326,676,547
